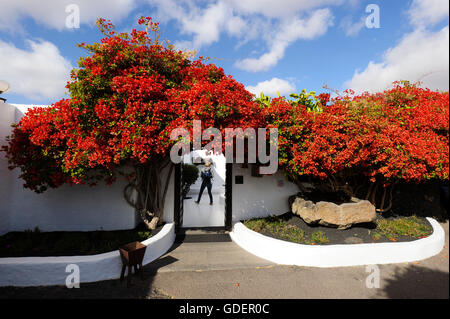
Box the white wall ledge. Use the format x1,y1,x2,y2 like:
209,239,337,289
230,218,445,267
0,223,175,287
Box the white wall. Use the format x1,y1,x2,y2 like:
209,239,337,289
7,174,136,233
161,164,174,224
0,102,137,234
0,100,15,235
232,164,299,222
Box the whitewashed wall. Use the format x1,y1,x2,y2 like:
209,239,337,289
0,101,15,235
232,164,299,222
161,164,174,224
0,102,137,235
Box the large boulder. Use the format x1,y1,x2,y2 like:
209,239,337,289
291,196,376,229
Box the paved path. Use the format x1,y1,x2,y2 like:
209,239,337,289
146,241,274,273
149,222,449,299
0,222,448,299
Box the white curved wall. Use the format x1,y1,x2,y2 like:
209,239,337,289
230,218,445,267
0,223,175,287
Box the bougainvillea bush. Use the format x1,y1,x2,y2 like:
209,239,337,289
2,17,262,229
261,81,449,211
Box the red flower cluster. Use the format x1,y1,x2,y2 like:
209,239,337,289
262,81,449,192
2,17,262,192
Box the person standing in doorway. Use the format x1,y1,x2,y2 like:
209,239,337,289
195,161,214,205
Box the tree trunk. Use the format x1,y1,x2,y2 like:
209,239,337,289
123,159,174,230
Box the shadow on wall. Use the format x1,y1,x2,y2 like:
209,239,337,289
0,255,178,299
378,264,449,299
389,181,449,223
233,198,275,220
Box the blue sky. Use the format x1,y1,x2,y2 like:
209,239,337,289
0,0,448,105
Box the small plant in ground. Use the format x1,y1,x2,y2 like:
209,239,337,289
244,216,332,245
243,218,267,233
243,216,306,243
276,225,306,244
310,231,330,244
373,215,432,240
371,231,382,241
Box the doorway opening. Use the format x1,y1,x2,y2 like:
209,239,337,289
174,150,232,233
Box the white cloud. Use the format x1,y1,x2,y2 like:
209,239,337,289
235,8,334,72
246,77,296,97
408,0,449,28
149,0,245,50
344,0,449,93
340,15,365,37
149,0,337,71
226,0,343,18
0,39,72,100
0,0,136,32
344,27,449,93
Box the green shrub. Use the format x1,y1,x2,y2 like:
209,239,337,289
182,164,199,198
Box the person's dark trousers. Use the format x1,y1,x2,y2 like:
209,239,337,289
197,180,213,204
